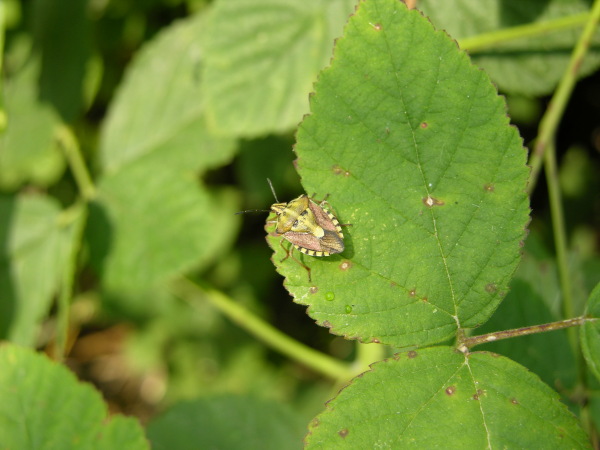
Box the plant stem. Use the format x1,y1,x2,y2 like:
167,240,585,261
172,277,355,382
0,1,6,132
460,12,590,53
53,204,87,362
545,142,575,322
57,125,97,201
459,316,590,350
527,1,600,194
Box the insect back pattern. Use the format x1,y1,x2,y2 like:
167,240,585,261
237,179,346,281
269,192,345,281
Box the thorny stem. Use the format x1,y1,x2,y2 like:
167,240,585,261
459,316,590,350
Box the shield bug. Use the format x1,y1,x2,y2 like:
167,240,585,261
237,179,346,281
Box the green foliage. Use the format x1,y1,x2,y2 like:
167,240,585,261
1,0,599,447
420,0,600,95
306,347,589,448
0,57,64,189
0,196,84,345
581,282,600,382
0,345,147,449
273,0,529,349
147,395,305,449
202,0,357,137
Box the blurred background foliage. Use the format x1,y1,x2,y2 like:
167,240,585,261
1,0,600,443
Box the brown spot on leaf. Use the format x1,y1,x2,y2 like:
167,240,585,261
446,386,456,396
423,196,444,207
390,282,397,287
321,321,332,329
332,165,344,175
511,398,519,405
484,183,495,192
420,122,428,129
485,283,497,293
371,338,381,344
309,286,319,294
409,289,416,297
422,297,428,303
339,260,352,271
338,428,349,438
407,350,418,359
371,23,382,31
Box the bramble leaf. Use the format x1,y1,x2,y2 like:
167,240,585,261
305,347,589,448
270,0,530,348
202,0,357,137
92,13,238,300
0,345,147,449
0,195,84,345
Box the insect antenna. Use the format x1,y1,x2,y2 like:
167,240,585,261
234,209,270,215
266,178,280,202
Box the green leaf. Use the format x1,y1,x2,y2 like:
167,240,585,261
419,0,600,96
89,161,239,296
32,0,91,120
147,395,304,450
0,344,148,449
0,195,84,345
0,56,65,190
93,12,239,297
270,0,530,348
202,0,357,137
581,282,600,382
305,347,589,448
100,11,236,174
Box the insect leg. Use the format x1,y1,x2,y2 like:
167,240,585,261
279,240,312,282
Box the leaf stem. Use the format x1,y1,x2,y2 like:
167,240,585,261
459,316,591,350
56,125,97,201
544,142,575,322
527,1,600,194
0,1,6,132
53,204,87,362
459,12,590,53
172,277,355,382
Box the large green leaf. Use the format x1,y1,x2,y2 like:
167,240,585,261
202,0,357,137
100,11,236,174
305,347,589,448
0,195,84,345
89,153,239,296
147,395,304,449
419,0,600,96
269,0,530,348
581,282,600,382
0,56,64,190
93,12,239,297
0,344,148,449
